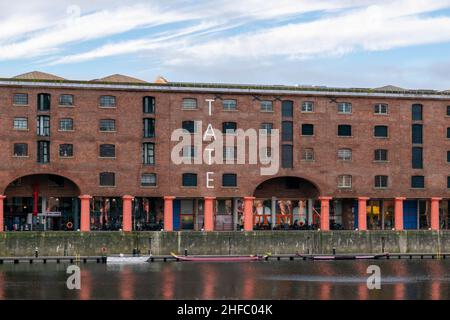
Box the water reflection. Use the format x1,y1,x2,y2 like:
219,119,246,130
1,260,450,300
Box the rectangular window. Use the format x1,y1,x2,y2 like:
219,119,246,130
223,146,237,161
14,94,28,105
59,144,73,157
411,175,424,188
37,116,50,136
338,102,352,114
338,124,352,137
182,98,197,109
99,172,115,186
281,100,293,117
182,145,197,159
143,96,155,114
37,141,50,163
282,145,293,168
100,144,115,158
338,148,352,161
412,147,423,169
375,175,388,188
282,121,293,141
37,93,51,111
260,123,273,135
13,117,28,130
448,176,450,188
100,95,116,107
141,173,157,187
374,125,388,138
301,101,314,113
412,124,423,144
374,104,388,115
447,151,450,163
143,118,155,138
374,149,388,161
260,100,273,112
182,121,196,134
143,142,155,165
412,104,423,121
302,148,314,161
99,119,116,132
222,174,237,187
447,106,450,116
13,143,28,157
59,94,74,106
447,127,450,139
301,124,314,136
222,122,237,134
223,99,237,111
182,173,197,187
338,175,352,188
59,118,73,131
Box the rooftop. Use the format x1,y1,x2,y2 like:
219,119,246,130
1,71,450,98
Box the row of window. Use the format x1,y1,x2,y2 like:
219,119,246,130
300,148,388,161
12,93,450,120
336,175,434,189
13,94,156,112
13,117,155,136
98,172,157,187
13,142,155,164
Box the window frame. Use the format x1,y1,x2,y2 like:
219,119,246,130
301,123,314,136
374,149,388,162
99,144,116,158
141,173,157,187
374,175,388,188
99,119,116,132
337,148,352,161
412,104,423,121
13,117,28,130
374,125,388,138
143,96,155,114
99,95,116,108
182,98,198,110
59,118,74,131
222,122,237,135
301,148,315,161
222,99,237,111
142,142,155,165
301,101,314,113
260,100,273,112
337,124,352,137
143,118,155,138
337,102,352,114
59,94,74,106
338,175,352,189
59,144,73,158
13,143,28,157
222,173,237,187
374,103,388,115
13,93,28,106
99,172,115,187
411,175,425,189
182,173,197,187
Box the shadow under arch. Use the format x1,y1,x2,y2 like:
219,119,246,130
253,176,320,199
3,173,82,231
3,173,81,197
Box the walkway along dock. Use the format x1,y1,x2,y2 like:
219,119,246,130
0,253,449,264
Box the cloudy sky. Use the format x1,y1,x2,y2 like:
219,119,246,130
2,0,450,89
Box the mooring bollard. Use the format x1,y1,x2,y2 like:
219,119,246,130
332,247,336,255
184,249,188,256
35,247,39,258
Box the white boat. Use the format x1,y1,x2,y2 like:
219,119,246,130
106,255,151,264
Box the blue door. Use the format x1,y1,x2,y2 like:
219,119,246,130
353,200,358,229
173,199,181,231
403,200,418,230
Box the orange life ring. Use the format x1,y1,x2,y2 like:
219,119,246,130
66,222,73,229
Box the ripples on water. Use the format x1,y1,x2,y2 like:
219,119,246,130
0,260,449,300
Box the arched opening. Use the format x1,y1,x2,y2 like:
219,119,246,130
4,174,80,231
252,176,321,230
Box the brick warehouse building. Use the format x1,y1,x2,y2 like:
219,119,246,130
0,71,449,233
